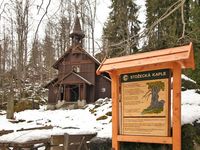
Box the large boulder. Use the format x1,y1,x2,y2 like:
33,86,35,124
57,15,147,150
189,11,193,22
14,100,39,112
89,137,112,150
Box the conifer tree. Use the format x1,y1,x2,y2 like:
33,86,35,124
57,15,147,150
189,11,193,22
185,0,200,86
43,21,56,80
145,0,200,86
145,0,184,50
30,37,42,68
103,0,140,58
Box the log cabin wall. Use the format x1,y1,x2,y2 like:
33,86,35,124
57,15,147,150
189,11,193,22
95,75,111,100
58,53,95,86
86,85,95,103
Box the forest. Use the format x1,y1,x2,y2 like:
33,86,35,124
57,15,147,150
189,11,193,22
0,0,200,106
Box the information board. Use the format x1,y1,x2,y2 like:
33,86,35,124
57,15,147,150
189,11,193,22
121,69,171,136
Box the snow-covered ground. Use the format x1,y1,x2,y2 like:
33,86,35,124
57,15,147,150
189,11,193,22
0,98,112,143
181,89,200,124
0,77,200,144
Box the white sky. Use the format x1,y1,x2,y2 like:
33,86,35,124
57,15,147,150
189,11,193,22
0,0,146,54
94,0,146,44
32,0,146,46
94,0,111,40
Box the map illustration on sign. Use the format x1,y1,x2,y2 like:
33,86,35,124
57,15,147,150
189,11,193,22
121,69,171,136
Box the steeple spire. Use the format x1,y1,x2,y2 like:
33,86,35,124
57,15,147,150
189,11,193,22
69,16,85,47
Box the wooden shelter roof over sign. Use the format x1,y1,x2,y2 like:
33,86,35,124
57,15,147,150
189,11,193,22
97,43,195,74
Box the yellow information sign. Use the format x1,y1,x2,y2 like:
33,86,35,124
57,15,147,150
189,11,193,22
121,69,171,136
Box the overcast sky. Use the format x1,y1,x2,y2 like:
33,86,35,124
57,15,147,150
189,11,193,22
0,0,146,53
94,0,146,41
31,0,146,41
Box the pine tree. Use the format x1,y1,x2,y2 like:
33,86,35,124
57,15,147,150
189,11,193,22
58,16,70,56
30,37,41,68
43,21,56,80
145,0,200,86
185,0,200,86
103,0,140,58
145,0,183,50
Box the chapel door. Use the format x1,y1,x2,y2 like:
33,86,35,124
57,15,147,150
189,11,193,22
69,85,79,102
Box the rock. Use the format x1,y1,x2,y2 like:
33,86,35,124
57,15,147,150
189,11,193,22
46,104,56,110
78,99,86,108
55,100,66,109
66,103,78,109
182,78,198,90
89,137,111,150
14,100,39,112
95,99,104,105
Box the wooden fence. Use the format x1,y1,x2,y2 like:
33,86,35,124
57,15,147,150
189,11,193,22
50,133,97,150
0,132,96,150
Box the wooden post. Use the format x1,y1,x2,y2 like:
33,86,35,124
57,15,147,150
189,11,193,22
83,84,86,100
63,84,66,101
172,63,181,150
6,92,14,119
64,133,69,150
110,73,119,150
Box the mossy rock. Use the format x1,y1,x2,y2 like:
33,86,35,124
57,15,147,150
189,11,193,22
142,107,163,114
182,124,196,150
181,86,187,91
105,111,112,116
196,89,200,94
94,104,101,109
14,100,39,112
96,115,108,121
89,137,111,150
182,79,197,90
89,109,97,114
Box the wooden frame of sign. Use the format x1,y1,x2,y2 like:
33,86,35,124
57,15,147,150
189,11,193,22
96,43,195,150
120,69,171,137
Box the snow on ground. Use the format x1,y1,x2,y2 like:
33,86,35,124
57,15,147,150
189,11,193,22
0,75,200,143
181,89,200,124
0,98,112,143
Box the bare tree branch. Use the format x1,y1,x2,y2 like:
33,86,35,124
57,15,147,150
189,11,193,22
37,0,44,15
0,2,8,19
0,0,5,9
180,0,186,40
33,0,51,45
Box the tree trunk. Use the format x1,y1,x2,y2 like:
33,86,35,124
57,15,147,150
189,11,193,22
6,93,14,119
149,87,160,109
